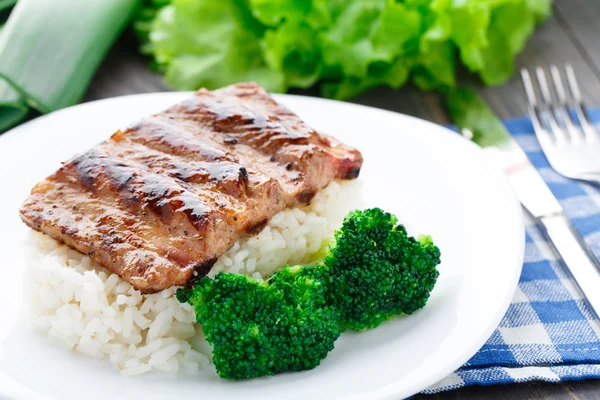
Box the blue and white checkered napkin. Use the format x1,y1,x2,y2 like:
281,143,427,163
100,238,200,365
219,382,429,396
424,108,600,394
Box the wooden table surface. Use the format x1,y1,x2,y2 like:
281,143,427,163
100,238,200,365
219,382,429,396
83,1,600,398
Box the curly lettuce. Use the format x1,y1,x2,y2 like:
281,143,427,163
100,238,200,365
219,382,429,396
139,0,284,92
136,0,552,99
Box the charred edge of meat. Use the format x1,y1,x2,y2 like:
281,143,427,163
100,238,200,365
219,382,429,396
246,218,269,235
297,189,317,204
186,258,218,287
60,226,79,236
341,165,362,180
238,167,248,184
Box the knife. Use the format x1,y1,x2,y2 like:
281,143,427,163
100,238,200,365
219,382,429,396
446,88,600,316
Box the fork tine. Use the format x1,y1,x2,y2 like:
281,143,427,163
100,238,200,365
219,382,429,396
550,65,583,143
535,67,568,144
565,64,582,102
536,67,553,104
565,64,599,142
521,68,538,105
521,68,555,146
550,65,567,103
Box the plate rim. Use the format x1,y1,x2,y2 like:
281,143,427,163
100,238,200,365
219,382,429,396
0,91,525,400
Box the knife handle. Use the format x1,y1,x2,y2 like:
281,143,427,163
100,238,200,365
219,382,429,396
540,214,600,317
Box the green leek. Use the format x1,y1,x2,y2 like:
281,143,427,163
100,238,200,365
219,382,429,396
445,87,509,148
0,0,16,13
0,0,139,132
0,80,27,132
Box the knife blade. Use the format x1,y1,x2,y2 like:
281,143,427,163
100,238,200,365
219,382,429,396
446,88,600,316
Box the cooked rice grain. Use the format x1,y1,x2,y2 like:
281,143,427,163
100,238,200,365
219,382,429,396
24,180,361,375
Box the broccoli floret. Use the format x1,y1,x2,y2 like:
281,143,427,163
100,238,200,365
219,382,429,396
324,208,441,330
179,207,441,379
183,265,340,379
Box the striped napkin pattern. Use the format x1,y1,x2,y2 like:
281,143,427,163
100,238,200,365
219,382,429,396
424,109,600,393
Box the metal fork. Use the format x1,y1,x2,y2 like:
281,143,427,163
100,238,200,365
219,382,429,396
521,64,600,184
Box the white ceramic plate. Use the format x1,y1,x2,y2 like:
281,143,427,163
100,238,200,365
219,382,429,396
0,93,524,400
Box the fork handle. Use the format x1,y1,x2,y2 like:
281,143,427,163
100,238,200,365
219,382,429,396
540,213,600,317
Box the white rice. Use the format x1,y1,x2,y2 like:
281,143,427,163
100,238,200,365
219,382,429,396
24,180,361,376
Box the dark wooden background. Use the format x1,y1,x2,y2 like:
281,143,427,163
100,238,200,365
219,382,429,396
83,0,600,398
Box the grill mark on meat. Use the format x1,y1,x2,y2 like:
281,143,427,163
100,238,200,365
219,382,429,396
341,164,362,180
246,218,269,235
166,190,210,232
126,114,300,204
195,258,217,276
163,84,362,206
184,258,218,289
105,139,252,202
20,182,198,293
170,99,309,152
97,137,280,231
19,82,363,293
128,117,230,161
297,189,317,204
74,148,217,233
156,115,318,204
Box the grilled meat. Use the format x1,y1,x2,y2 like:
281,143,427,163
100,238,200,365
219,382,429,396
20,82,363,293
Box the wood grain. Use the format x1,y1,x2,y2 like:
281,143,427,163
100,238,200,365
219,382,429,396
555,0,600,80
83,33,168,102
82,2,600,398
469,5,600,122
415,380,600,400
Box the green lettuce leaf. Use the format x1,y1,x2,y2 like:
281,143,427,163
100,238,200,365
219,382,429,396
262,21,322,88
372,2,422,62
448,2,490,72
320,0,387,79
412,41,455,91
149,0,284,92
137,0,552,100
527,0,553,21
479,2,536,85
250,0,330,28
320,0,421,98
322,60,410,99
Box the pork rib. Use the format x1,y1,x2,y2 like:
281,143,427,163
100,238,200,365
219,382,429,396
20,82,363,293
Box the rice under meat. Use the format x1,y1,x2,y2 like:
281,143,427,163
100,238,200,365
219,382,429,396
24,180,362,376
